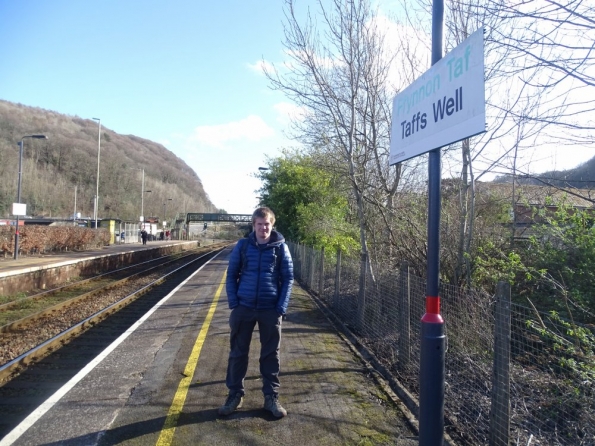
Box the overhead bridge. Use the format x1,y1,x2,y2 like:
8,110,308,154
170,213,251,241
184,213,252,224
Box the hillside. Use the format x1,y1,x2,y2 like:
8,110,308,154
0,100,216,223
494,156,595,192
527,157,595,190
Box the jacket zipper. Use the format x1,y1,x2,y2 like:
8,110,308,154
254,245,262,309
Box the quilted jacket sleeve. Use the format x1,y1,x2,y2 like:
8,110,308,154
276,243,294,315
225,239,244,309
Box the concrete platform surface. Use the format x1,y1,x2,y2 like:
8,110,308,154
1,246,418,446
0,240,202,278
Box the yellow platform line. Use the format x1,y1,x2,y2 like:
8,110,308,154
156,270,227,446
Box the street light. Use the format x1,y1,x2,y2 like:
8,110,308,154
14,134,48,260
73,185,78,226
163,198,172,229
138,168,145,223
258,167,270,171
92,118,101,230
144,190,152,222
133,167,152,226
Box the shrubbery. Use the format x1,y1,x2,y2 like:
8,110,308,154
0,226,110,257
473,202,595,324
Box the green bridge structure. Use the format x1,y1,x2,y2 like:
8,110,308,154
182,213,252,224
172,213,253,240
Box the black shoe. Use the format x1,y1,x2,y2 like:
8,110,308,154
218,392,243,415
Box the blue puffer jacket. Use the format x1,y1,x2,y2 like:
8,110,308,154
226,230,294,315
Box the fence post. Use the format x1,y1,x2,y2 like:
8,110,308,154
334,249,341,310
295,243,301,279
308,246,315,290
294,243,299,279
398,261,411,368
490,281,511,446
357,251,367,331
299,243,305,281
318,246,325,297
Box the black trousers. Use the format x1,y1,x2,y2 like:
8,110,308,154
225,305,282,396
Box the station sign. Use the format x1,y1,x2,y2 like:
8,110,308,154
12,203,26,216
390,27,486,165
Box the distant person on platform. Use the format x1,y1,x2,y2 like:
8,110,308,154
141,228,148,245
219,207,294,418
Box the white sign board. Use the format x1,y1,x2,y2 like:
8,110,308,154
390,28,486,165
12,203,26,216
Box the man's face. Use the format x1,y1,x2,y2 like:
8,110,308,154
254,216,273,243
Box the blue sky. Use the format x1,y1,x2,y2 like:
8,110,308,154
1,1,592,215
0,0,315,214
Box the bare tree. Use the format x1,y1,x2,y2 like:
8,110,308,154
491,0,595,141
398,0,594,285
265,0,408,325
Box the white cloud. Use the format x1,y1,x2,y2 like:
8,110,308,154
171,114,291,214
273,101,307,125
247,59,274,75
190,115,275,148
198,169,263,214
283,49,336,71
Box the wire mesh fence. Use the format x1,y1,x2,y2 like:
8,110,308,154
287,242,595,446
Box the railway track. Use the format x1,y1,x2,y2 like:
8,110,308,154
0,243,229,439
0,248,204,320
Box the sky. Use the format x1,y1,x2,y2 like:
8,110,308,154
1,1,593,216
0,0,309,215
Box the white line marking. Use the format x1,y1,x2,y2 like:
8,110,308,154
0,250,224,446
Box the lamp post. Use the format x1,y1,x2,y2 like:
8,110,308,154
144,190,152,222
163,198,172,229
73,185,77,226
139,168,145,224
134,167,152,227
14,134,48,260
92,118,101,230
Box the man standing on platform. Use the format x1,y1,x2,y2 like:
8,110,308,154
219,207,294,418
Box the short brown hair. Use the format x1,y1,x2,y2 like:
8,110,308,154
252,207,276,226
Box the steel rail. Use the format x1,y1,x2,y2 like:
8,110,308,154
0,249,212,331
0,246,225,383
0,251,197,313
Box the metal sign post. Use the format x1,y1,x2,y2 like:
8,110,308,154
419,3,445,444
388,2,485,443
